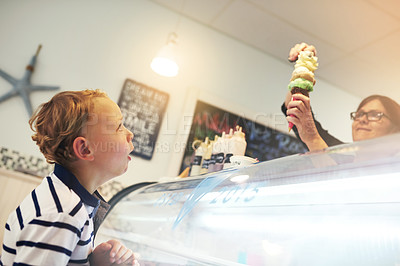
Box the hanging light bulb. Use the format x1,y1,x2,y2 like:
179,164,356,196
151,32,179,77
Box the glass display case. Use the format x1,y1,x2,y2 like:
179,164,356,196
95,133,400,266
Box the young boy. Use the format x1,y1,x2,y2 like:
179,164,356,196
1,89,137,265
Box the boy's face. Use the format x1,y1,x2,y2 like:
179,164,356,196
85,97,134,180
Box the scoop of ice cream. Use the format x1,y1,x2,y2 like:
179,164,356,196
290,72,315,84
292,65,315,81
292,66,314,76
288,78,314,92
294,51,318,72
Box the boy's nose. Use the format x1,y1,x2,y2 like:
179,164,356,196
127,130,134,141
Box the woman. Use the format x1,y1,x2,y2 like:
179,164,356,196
284,43,400,152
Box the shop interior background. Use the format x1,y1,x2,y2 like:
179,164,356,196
2,0,397,186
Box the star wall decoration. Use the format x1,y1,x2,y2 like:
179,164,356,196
0,44,59,117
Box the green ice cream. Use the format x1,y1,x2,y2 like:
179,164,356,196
288,78,314,92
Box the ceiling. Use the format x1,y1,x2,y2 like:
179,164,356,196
151,0,400,101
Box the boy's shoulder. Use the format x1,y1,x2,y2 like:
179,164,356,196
8,172,89,227
36,172,86,212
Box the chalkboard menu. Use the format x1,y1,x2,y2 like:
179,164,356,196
179,100,307,173
118,79,169,160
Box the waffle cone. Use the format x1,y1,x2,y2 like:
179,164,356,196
290,87,309,97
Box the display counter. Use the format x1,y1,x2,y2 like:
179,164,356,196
96,133,400,265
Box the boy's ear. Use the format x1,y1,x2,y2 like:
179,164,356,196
72,137,94,161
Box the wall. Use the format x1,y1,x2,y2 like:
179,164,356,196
0,0,361,186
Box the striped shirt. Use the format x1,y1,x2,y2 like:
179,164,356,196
1,164,101,265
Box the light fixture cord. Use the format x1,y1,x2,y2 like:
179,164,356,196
167,32,178,45
174,0,186,33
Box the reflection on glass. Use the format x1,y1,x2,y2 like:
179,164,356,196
96,133,400,265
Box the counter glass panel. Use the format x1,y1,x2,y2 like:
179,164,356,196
96,134,400,265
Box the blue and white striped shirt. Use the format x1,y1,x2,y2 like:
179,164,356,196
1,164,101,265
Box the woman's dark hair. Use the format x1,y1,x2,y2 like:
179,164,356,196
357,95,400,130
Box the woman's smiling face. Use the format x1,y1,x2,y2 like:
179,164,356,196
352,99,398,141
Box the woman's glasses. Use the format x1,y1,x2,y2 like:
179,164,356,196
350,111,387,121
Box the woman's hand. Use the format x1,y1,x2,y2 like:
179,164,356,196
90,239,138,265
288,42,317,62
286,93,328,151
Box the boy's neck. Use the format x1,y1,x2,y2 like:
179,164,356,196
65,162,101,194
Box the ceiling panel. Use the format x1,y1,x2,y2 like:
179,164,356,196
212,0,307,59
248,0,400,53
366,0,400,20
150,0,400,100
317,53,400,100
354,29,400,69
151,0,231,24
211,0,345,66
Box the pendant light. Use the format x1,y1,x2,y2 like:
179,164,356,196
150,32,179,77
151,0,186,78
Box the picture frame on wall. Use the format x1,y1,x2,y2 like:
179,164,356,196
179,100,307,173
117,79,169,160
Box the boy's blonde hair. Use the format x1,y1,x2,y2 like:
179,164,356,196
29,89,108,165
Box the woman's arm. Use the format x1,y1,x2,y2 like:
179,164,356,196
282,93,344,151
286,94,328,151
